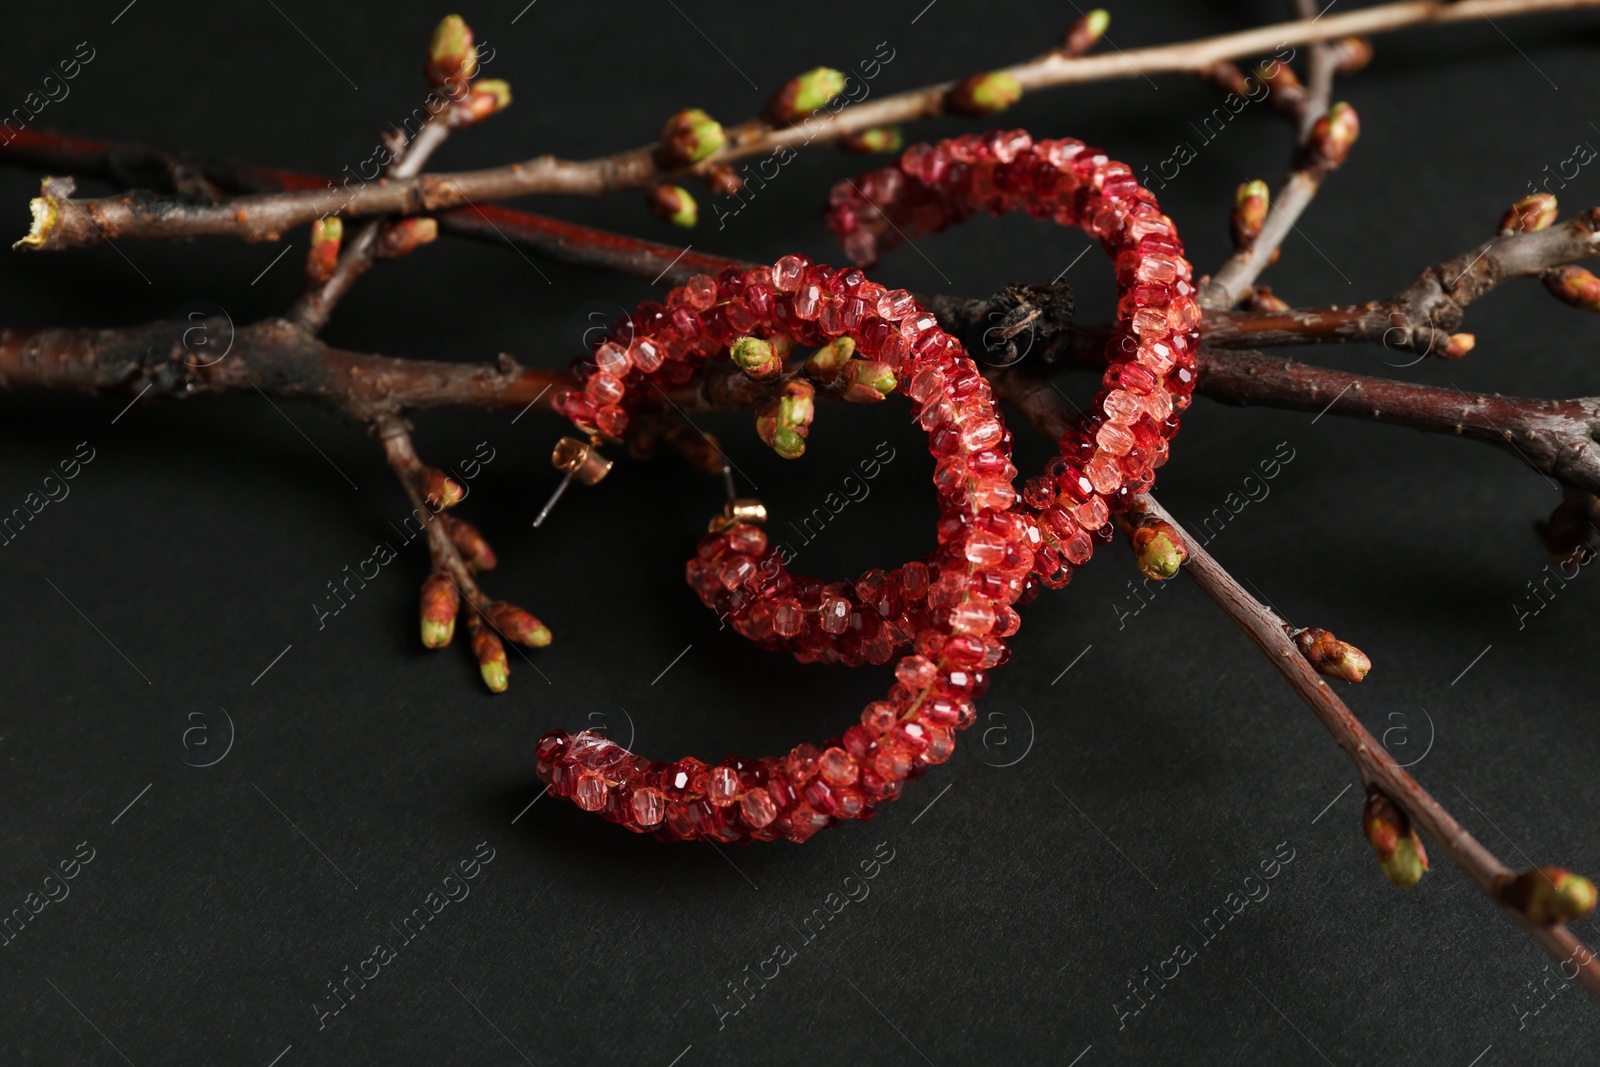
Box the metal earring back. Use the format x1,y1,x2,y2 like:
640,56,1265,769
533,436,613,528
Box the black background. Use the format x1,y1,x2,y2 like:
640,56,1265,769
2,1,1599,1063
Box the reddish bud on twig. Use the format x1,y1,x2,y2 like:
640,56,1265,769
1308,102,1360,170
376,217,438,259
446,516,497,572
647,183,698,228
1327,37,1374,75
1130,520,1186,579
460,79,512,124
1202,61,1250,97
1243,286,1290,313
417,466,465,510
706,164,743,196
840,126,904,154
1294,627,1372,683
1231,180,1270,248
426,14,477,89
305,216,343,285
730,335,782,381
947,72,1022,115
766,67,847,125
805,336,855,381
1060,9,1111,56
1502,868,1598,925
1255,57,1305,111
469,616,509,692
660,108,726,165
1499,192,1558,235
840,360,897,402
1363,791,1428,888
420,569,459,649
1543,265,1600,312
489,601,551,648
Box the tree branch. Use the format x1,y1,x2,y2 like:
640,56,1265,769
14,0,1597,250
1203,208,1600,350
1131,493,1600,1001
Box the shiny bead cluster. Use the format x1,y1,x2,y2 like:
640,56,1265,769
827,128,1201,588
539,130,1198,842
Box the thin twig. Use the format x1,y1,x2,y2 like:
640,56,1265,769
14,0,1598,251
1132,493,1600,1001
291,118,454,333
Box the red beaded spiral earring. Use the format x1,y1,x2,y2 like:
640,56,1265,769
537,129,1199,844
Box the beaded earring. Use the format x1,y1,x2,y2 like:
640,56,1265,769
538,130,1199,843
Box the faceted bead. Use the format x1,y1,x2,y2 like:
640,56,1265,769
594,342,629,377
631,338,664,373
892,721,931,753
895,654,937,689
964,530,1008,566
862,701,898,733
794,284,823,320
1081,454,1120,495
661,757,709,798
819,595,850,634
631,786,666,826
574,772,608,812
1132,307,1171,338
899,562,930,598
788,743,820,783
1075,496,1110,531
774,599,804,637
685,274,717,309
872,747,913,781
773,255,806,292
950,599,996,635
708,766,741,806
1136,254,1180,284
876,289,917,320
1096,420,1135,456
818,746,860,787
741,788,778,828
1103,389,1142,424
960,418,1004,452
595,405,627,438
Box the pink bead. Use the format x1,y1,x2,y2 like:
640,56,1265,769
1086,454,1123,495
1136,254,1180,285
631,786,666,826
741,788,778,828
965,530,1008,565
794,284,823,320
818,746,860,787
1096,420,1135,456
950,600,996,635
631,338,664,373
774,599,803,637
1103,389,1142,424
685,274,717,309
594,342,628,377
773,255,805,291
876,289,917,320
1075,496,1110,531
574,772,607,812
895,655,937,689
708,766,740,806
959,418,1003,452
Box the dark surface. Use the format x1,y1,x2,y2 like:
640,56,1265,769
2,1,1599,1063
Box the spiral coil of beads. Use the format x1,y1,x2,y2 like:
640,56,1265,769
539,129,1199,843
